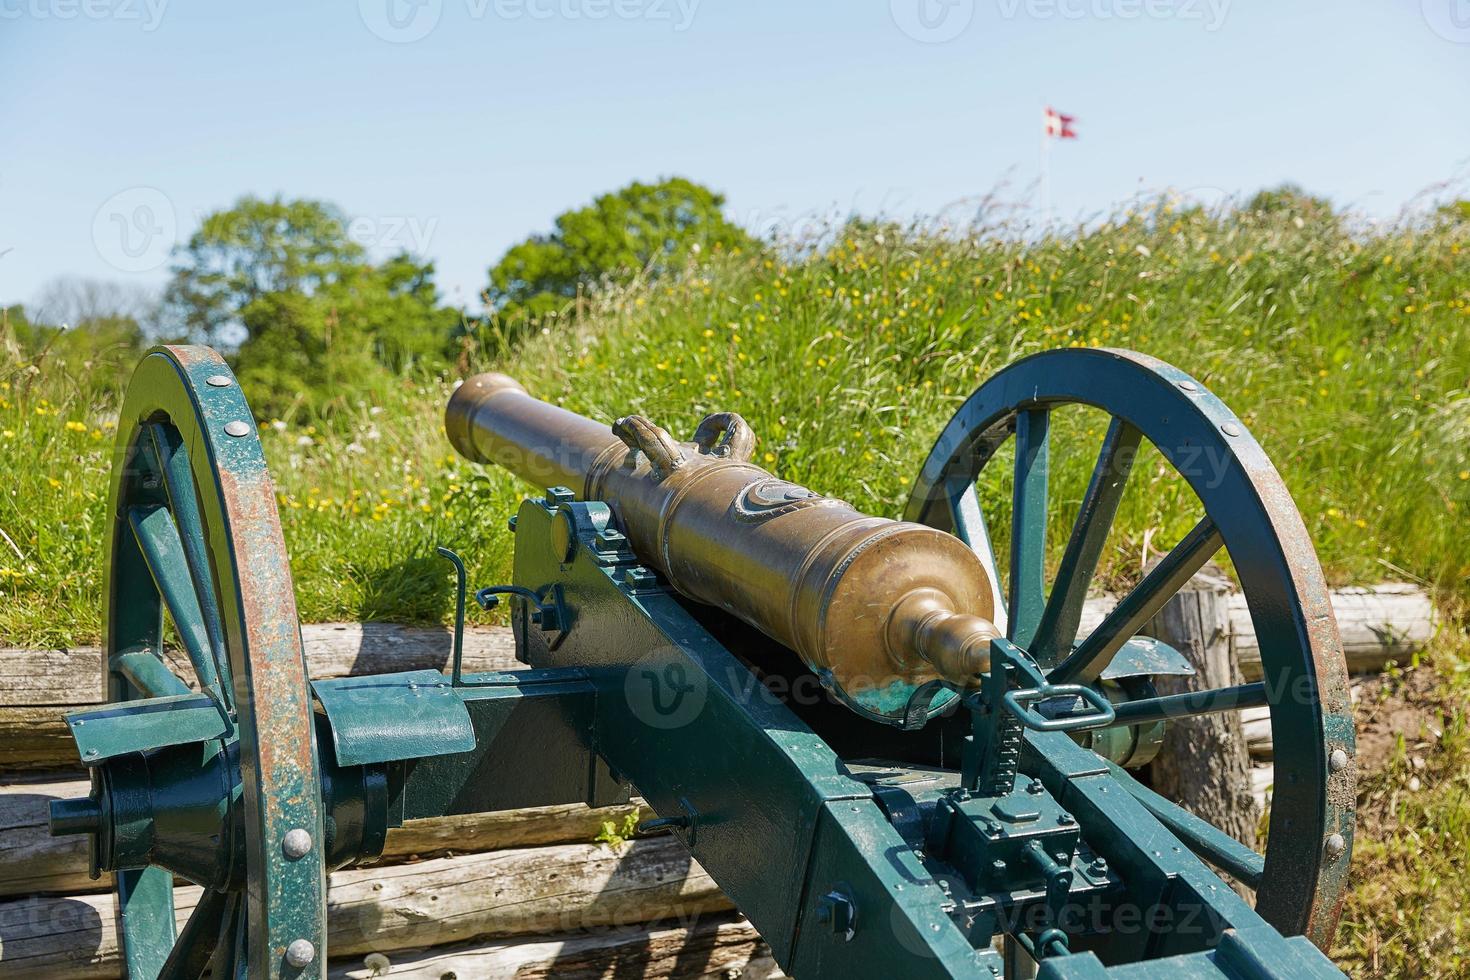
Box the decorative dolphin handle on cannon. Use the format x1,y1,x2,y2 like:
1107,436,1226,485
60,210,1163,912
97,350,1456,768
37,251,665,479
47,345,1355,978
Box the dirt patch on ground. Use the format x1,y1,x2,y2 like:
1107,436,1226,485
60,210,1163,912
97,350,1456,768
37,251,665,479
1351,665,1446,779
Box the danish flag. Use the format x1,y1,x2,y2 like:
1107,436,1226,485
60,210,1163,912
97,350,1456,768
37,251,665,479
1043,106,1077,139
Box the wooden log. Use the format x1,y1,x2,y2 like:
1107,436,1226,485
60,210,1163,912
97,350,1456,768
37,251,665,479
0,623,519,708
0,708,83,771
0,624,518,769
327,914,783,979
1240,706,1273,760
0,772,651,898
1230,583,1436,679
0,589,1430,768
1240,682,1365,763
1078,583,1434,680
1143,566,1261,870
0,837,730,979
0,648,106,708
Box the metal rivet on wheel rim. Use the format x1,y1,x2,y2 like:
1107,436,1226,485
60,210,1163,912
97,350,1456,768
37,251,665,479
282,828,313,859
206,375,232,387
224,420,251,437
285,939,315,968
1329,748,1349,772
1220,421,1242,437
1324,833,1346,858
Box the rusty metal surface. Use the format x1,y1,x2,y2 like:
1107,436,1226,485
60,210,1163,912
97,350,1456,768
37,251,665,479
107,346,327,976
902,347,1355,949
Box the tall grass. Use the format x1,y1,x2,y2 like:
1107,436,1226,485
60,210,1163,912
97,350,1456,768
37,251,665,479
2,199,1466,646
1,197,1467,979
461,200,1470,600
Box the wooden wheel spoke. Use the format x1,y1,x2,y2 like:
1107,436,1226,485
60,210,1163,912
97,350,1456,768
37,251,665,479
128,505,224,699
158,887,231,980
116,866,177,978
1007,408,1050,647
1048,515,1222,685
209,891,248,980
1105,682,1268,728
111,649,193,699
147,423,232,697
1030,417,1142,665
944,477,1009,632
1104,761,1264,890
903,350,1353,943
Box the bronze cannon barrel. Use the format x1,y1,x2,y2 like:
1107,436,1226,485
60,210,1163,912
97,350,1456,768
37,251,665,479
446,374,1000,721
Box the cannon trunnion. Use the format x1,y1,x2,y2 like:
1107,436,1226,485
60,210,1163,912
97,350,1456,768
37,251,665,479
48,345,1354,978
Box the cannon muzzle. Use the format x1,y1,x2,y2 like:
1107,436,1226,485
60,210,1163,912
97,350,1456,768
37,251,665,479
446,374,1000,723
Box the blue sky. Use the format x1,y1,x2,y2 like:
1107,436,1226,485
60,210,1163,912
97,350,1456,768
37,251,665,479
1,0,1466,313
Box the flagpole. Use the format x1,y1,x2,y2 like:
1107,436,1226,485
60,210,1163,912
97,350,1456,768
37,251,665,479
1040,106,1050,229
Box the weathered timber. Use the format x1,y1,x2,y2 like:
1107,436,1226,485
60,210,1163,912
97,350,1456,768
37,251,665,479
0,773,650,898
0,624,519,769
1076,582,1434,681
1143,567,1261,878
4,583,1427,712
1241,706,1274,759
1229,583,1435,679
0,588,1429,769
0,707,81,771
0,623,518,708
327,913,782,979
0,837,729,979
0,586,1430,769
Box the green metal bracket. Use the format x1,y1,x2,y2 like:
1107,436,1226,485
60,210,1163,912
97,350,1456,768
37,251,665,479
311,670,477,767
65,693,230,765
1099,636,1195,680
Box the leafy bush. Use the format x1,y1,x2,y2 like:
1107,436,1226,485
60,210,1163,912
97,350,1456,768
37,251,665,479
485,176,762,328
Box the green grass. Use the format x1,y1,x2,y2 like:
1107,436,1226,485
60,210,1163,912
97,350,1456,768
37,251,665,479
1334,616,1470,977
1,199,1468,977
2,199,1466,639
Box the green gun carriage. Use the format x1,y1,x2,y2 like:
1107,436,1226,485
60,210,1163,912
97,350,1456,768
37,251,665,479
47,344,1355,978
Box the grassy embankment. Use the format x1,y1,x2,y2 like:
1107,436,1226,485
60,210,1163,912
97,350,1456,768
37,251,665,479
1,201,1466,975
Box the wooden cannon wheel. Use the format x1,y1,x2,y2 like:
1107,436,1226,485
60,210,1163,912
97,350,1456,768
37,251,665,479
904,347,1355,950
97,346,325,978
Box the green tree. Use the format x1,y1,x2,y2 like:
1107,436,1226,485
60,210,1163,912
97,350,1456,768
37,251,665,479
1239,184,1338,227
158,195,460,416
163,196,365,343
486,177,760,322
233,255,459,417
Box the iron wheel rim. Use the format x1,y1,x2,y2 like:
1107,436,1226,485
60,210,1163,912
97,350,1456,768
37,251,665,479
104,345,326,978
903,346,1355,947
